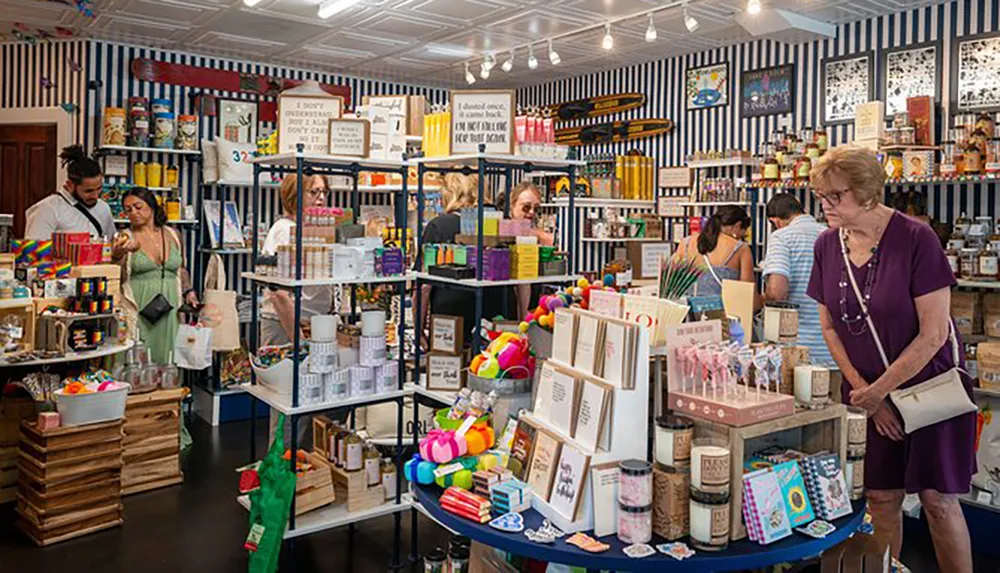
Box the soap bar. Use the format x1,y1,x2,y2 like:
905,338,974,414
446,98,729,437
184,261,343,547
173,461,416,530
38,412,61,430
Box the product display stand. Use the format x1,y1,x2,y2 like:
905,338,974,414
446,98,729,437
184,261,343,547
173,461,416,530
244,144,410,570
406,144,585,561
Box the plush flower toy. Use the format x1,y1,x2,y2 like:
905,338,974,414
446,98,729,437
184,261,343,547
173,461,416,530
468,331,534,380
517,277,616,334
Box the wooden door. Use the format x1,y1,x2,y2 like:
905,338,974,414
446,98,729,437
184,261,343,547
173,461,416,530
0,124,58,238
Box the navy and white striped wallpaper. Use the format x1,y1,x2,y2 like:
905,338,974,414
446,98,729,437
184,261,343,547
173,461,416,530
519,0,1000,273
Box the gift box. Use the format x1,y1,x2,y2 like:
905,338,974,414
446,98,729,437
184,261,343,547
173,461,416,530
36,260,72,280
404,453,437,485
441,486,492,523
13,239,54,266
418,428,468,464
434,456,479,490
69,242,104,266
52,232,90,258
477,449,509,471
464,423,496,456
490,479,532,515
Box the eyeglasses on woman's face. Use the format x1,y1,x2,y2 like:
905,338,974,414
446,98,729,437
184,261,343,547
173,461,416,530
813,188,849,207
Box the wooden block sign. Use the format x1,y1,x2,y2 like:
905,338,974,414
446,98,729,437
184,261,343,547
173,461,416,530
658,167,692,188
450,90,515,155
278,93,344,155
430,315,464,355
427,352,464,391
327,118,370,157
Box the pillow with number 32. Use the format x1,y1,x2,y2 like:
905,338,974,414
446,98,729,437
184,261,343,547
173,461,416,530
216,138,257,185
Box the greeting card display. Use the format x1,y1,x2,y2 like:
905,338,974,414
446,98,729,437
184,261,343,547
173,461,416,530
549,443,591,522
507,419,538,481
526,429,562,502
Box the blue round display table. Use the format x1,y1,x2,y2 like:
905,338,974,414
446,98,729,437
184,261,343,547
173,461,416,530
414,486,867,572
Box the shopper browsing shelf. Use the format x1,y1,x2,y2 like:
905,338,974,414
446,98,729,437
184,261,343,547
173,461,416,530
759,193,830,364
673,205,754,296
25,145,117,242
806,146,974,573
499,181,554,320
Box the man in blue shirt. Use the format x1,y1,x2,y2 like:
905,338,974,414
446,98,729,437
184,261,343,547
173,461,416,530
760,193,831,364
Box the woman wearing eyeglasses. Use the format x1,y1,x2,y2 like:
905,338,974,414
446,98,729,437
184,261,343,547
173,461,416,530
806,146,974,572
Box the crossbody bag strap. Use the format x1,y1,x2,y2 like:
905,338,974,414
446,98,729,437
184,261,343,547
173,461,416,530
60,193,103,237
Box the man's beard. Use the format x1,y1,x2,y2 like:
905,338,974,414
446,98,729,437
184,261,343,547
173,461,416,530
72,188,98,208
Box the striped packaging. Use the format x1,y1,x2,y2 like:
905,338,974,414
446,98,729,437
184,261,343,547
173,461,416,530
359,335,387,367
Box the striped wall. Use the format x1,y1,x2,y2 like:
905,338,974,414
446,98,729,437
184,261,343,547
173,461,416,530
519,0,1000,273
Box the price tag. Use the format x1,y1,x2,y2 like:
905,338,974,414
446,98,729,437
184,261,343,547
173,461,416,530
455,415,477,438
433,462,464,479
976,490,993,505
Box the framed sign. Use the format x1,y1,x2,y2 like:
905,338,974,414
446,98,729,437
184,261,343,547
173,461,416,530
327,118,370,157
218,98,258,144
741,64,795,118
951,30,1000,113
657,196,686,218
881,40,941,116
102,154,129,177
450,89,515,155
657,167,692,188
277,93,344,155
426,352,464,391
686,62,729,110
821,52,873,125
430,315,464,355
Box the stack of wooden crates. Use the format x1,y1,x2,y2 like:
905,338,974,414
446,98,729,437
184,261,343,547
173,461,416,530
16,419,124,545
122,388,185,495
1,397,37,504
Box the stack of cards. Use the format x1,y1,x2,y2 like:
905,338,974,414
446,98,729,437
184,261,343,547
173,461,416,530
473,469,500,497
490,479,532,516
440,487,492,523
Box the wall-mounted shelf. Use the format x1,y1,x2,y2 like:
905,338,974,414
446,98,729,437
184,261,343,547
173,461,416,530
115,219,198,226
678,201,751,207
541,198,655,209
581,237,664,243
956,280,1000,290
687,157,758,169
99,145,201,156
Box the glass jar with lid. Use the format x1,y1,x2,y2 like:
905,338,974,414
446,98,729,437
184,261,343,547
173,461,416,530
750,155,763,182
815,128,829,153
775,144,788,165
978,243,998,281
894,111,911,129
381,457,397,501
987,138,1000,174
965,142,984,174
780,154,795,181
898,127,916,146
763,145,780,181
795,154,812,180
955,213,972,237
941,141,958,177
364,441,381,486
976,112,996,139
960,248,979,280
800,127,815,148
946,242,960,277
805,142,821,159
343,431,364,472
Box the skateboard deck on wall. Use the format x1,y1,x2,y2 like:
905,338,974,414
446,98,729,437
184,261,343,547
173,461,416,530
130,58,352,122
549,93,646,122
555,118,674,146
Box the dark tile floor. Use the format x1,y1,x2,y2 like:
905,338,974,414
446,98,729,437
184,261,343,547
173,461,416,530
2,417,998,573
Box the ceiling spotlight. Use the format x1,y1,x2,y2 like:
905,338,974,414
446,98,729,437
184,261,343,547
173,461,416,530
527,44,538,70
483,52,496,71
747,0,762,15
602,23,614,51
243,0,263,6
318,0,361,19
502,50,514,72
464,63,476,84
548,40,561,65
645,13,657,42
480,62,490,80
684,4,700,32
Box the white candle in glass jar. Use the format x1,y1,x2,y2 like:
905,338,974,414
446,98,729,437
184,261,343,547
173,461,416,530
690,443,730,491
689,498,730,551
654,415,694,468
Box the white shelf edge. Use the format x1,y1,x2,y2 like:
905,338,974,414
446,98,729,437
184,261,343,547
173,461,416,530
245,383,409,416
249,152,408,169
580,237,665,243
410,154,585,168
956,280,1000,290
405,382,456,405
99,145,201,155
0,341,134,368
115,219,198,225
686,158,758,168
677,201,751,207
413,271,578,287
237,494,409,539
542,198,656,208
0,298,34,310
241,272,414,288
208,180,282,188
327,185,441,193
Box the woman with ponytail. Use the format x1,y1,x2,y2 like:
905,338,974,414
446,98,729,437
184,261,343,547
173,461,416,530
674,205,754,295
25,145,118,242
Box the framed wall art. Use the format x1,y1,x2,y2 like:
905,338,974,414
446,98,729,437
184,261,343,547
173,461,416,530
881,41,941,117
951,30,1000,113
740,64,795,118
821,51,874,125
686,62,729,110
218,99,258,144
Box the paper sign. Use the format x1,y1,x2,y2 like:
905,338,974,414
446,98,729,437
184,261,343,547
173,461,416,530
456,415,477,437
365,96,407,134
591,463,620,537
450,90,515,155
434,462,465,478
327,118,370,157
427,353,463,391
658,167,692,188
640,243,673,279
103,155,129,177
278,93,344,155
657,196,686,217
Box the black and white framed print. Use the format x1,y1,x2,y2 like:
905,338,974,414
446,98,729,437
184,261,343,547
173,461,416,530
821,51,874,125
952,30,1000,113
881,40,941,117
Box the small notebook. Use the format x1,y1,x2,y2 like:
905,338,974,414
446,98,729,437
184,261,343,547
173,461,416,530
773,461,815,528
802,453,852,521
742,468,792,545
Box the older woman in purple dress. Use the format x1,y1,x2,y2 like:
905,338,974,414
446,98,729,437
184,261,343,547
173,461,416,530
806,146,974,572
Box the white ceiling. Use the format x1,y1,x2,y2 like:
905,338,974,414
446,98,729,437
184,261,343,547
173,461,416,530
1,0,947,89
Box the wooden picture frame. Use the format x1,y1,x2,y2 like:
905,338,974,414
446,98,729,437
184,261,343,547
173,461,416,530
449,89,516,155
277,93,344,155
426,352,465,391
430,314,464,355
821,51,874,125
327,118,370,157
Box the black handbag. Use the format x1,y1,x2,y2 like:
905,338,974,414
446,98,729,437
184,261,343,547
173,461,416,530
139,228,174,324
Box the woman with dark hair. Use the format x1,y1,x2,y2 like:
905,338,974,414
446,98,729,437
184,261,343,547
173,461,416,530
674,205,754,295
117,188,198,365
25,144,118,241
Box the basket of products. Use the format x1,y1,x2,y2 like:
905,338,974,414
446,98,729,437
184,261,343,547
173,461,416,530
250,344,310,397
53,371,130,426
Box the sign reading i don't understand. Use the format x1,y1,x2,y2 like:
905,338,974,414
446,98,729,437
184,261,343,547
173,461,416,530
450,89,515,155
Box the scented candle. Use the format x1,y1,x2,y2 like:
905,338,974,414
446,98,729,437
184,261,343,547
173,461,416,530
618,459,653,507
846,456,865,500
654,415,694,468
617,503,652,545
690,439,731,495
847,408,867,446
689,493,731,551
653,465,690,541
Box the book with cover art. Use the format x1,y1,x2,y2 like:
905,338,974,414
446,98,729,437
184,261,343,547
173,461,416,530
906,95,935,147
802,453,852,521
773,461,815,527
743,468,792,545
507,419,538,481
742,471,762,542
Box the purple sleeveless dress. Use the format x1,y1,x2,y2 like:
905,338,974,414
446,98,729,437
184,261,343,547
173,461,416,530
806,211,975,494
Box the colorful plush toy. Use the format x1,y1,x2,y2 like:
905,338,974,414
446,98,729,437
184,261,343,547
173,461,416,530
468,330,534,381
477,449,510,471
518,277,618,333
419,429,468,464
465,423,497,456
404,454,437,485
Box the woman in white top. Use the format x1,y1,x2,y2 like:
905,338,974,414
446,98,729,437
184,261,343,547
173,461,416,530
260,174,334,346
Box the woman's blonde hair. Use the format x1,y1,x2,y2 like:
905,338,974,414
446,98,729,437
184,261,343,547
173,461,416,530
501,181,541,212
442,173,479,212
809,145,886,207
278,174,328,216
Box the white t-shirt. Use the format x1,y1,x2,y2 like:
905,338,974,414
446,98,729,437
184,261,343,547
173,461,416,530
260,217,334,320
24,189,117,240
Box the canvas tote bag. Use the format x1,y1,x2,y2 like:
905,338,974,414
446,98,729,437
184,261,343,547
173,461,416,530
202,254,241,352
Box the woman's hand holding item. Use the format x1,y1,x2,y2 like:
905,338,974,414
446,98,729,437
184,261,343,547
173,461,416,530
871,402,905,441
111,233,139,259
850,380,888,415
184,290,200,307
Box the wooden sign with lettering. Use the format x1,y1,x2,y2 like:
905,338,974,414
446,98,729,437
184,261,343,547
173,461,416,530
277,93,344,155
427,352,465,391
450,89,515,155
327,118,370,157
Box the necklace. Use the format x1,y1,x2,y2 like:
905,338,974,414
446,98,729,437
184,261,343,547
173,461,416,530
838,215,890,336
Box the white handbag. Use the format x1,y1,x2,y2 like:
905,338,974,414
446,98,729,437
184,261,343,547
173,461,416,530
840,229,976,434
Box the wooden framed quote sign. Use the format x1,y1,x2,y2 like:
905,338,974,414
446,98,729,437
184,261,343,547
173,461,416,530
327,118,370,157
277,93,344,155
450,89,515,155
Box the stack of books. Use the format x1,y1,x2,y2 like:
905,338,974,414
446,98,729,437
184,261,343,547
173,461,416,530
801,453,852,521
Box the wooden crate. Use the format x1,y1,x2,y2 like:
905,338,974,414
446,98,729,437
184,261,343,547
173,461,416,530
0,396,37,447
19,418,123,451
16,501,123,546
0,301,35,354
820,533,891,573
691,404,848,541
122,388,184,495
330,460,384,513
1,444,16,504
293,451,336,516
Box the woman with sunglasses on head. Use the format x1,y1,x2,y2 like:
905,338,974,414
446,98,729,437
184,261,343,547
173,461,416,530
499,181,554,320
806,146,973,573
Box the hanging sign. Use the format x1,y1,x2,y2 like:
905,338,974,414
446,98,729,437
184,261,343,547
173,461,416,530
327,118,370,157
450,89,515,155
277,93,344,155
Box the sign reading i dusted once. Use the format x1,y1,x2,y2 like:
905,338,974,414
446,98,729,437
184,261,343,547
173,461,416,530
277,93,344,155
450,90,515,155
327,118,370,157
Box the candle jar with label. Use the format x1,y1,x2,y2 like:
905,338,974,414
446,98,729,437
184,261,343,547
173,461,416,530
655,415,694,469
690,438,731,496
978,244,998,282
689,490,730,552
619,459,653,507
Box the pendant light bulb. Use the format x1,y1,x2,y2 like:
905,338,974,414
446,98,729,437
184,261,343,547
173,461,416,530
747,0,762,15
548,40,561,65
464,63,476,85
602,23,614,51
502,50,514,72
527,44,538,70
645,13,657,42
243,0,263,6
684,4,700,33
480,62,490,80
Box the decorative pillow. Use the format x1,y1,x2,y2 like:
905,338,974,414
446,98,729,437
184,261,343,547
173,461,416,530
201,139,218,183
215,138,256,184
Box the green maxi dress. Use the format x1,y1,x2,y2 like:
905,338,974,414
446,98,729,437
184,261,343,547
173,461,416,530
130,245,181,365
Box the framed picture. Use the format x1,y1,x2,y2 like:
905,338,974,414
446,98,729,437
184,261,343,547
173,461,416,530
821,51,874,125
327,118,370,157
951,30,1000,113
450,89,516,155
881,41,941,117
202,200,244,248
277,93,344,155
740,64,795,118
218,99,258,144
686,62,729,110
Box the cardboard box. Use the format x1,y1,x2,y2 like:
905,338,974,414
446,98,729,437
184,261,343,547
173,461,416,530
361,95,427,136
626,241,672,279
70,264,121,280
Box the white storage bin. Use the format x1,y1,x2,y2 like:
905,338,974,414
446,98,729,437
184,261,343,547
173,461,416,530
54,384,130,426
